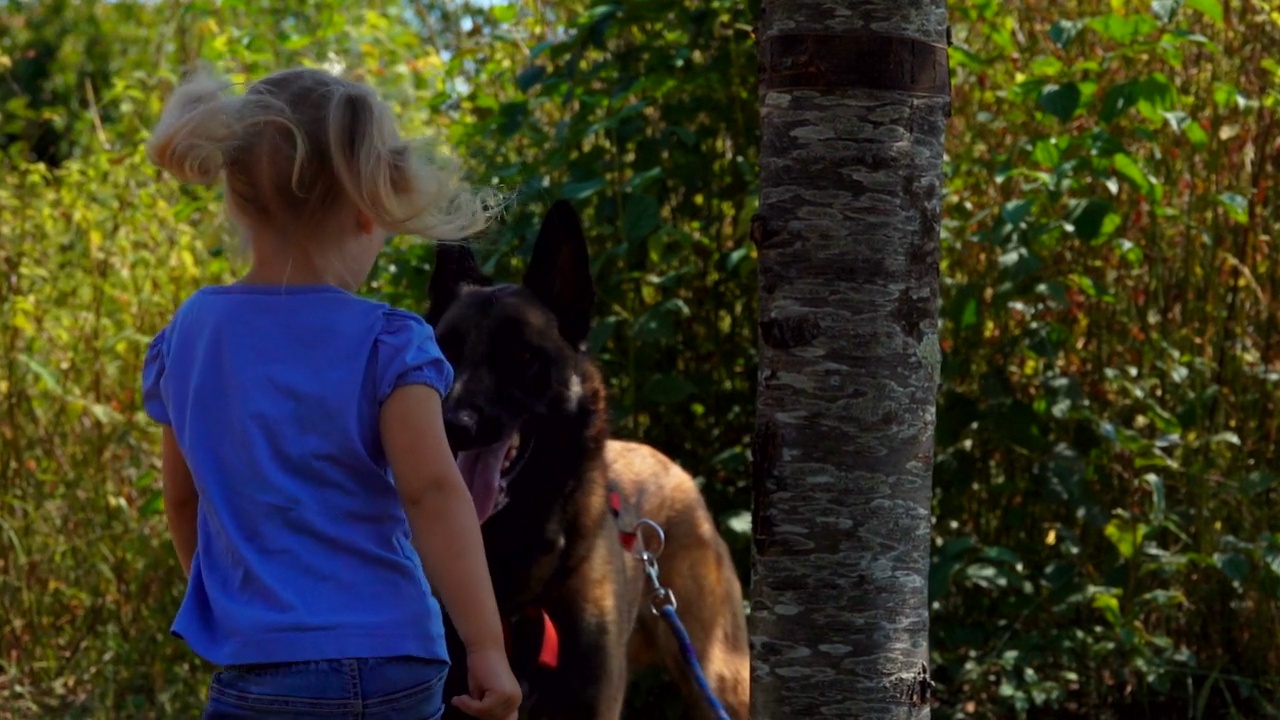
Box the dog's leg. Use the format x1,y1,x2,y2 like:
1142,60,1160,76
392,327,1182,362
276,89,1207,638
640,544,751,720
525,561,633,720
521,593,632,720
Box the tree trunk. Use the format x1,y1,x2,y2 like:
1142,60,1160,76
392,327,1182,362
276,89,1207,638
750,1,950,718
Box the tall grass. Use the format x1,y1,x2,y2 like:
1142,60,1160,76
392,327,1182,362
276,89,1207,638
0,146,230,717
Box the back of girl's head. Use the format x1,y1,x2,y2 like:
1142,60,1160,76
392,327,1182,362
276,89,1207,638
146,66,499,241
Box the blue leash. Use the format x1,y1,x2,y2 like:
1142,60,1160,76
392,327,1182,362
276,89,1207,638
628,516,733,720
657,603,732,720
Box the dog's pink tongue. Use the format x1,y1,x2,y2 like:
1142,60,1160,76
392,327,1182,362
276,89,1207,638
455,439,508,524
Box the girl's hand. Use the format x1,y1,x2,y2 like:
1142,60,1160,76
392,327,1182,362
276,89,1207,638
451,647,522,720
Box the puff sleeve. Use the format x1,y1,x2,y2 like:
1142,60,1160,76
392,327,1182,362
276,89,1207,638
141,328,171,425
374,308,455,405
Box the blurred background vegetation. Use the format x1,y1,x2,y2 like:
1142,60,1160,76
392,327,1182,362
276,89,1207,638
0,0,1277,717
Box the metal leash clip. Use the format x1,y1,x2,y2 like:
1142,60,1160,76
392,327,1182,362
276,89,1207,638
631,518,677,615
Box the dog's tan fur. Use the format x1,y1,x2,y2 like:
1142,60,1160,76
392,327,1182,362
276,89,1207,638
606,439,751,719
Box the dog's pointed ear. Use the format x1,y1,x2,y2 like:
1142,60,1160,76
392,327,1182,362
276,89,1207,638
523,199,594,350
426,242,491,325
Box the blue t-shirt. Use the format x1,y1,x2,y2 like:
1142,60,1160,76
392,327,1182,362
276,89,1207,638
141,283,454,666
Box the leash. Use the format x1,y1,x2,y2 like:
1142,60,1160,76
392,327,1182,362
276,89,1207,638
609,489,732,720
657,604,730,720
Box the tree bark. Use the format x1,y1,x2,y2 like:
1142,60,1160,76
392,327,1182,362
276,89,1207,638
750,1,950,718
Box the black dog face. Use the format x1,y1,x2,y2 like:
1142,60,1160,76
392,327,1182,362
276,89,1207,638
425,200,596,523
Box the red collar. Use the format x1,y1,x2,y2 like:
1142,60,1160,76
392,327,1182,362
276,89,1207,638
609,488,638,552
501,489,635,673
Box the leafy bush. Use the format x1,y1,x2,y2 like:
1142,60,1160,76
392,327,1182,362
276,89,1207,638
933,0,1280,716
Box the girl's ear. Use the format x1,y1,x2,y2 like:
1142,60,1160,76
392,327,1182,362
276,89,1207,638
355,207,376,235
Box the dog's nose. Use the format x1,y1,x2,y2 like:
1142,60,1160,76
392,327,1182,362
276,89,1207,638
444,408,479,450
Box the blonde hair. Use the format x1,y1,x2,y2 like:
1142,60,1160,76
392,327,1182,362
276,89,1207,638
146,66,500,241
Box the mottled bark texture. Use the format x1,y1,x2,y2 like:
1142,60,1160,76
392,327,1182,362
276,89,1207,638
750,1,949,718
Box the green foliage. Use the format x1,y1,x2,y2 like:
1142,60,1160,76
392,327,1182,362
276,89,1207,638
5,0,1280,718
1,122,235,717
934,0,1280,716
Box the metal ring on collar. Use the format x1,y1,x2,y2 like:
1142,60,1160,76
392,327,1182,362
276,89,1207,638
632,518,666,558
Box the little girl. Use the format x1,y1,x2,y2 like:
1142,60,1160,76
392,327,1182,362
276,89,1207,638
141,67,520,720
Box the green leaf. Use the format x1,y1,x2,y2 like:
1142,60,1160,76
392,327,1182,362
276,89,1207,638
515,64,547,92
561,178,607,200
631,298,691,342
1049,19,1087,49
529,40,555,59
1113,154,1152,196
86,401,122,423
1141,473,1167,521
624,166,664,192
139,491,164,518
1262,541,1280,578
1184,120,1209,147
1090,14,1158,45
19,354,63,394
490,3,519,23
1111,238,1144,267
1031,138,1063,168
1105,517,1149,559
980,545,1022,566
1162,110,1191,132
1139,589,1187,608
1100,81,1140,123
1105,517,1146,558
623,193,661,243
666,127,698,147
930,537,976,601
939,537,977,558
586,315,620,356
1213,551,1249,582
722,510,751,537
1039,83,1082,121
1241,470,1275,496
1091,591,1123,627
1207,431,1241,446
1000,198,1034,227
1135,75,1178,120
1151,0,1184,24
643,374,697,404
1162,110,1209,147
1186,0,1224,24
495,101,530,137
1067,198,1114,242
1217,192,1249,224
959,294,979,329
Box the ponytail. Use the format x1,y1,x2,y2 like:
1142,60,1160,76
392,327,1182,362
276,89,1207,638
146,71,238,185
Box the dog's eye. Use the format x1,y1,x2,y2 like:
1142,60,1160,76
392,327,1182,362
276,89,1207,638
511,348,541,379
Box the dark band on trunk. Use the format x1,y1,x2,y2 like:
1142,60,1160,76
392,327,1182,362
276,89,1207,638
759,31,952,97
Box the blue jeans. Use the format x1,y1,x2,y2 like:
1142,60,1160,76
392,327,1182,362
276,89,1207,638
202,656,450,719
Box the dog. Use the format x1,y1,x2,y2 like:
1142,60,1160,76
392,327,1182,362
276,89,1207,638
424,199,751,720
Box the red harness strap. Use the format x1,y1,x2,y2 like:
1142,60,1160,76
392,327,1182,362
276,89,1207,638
609,488,638,553
502,607,560,670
